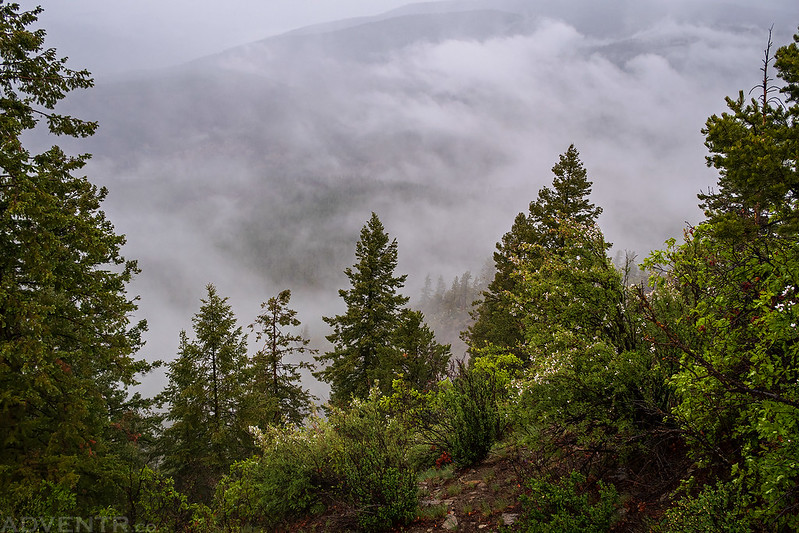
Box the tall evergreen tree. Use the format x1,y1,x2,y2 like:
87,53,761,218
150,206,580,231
467,145,602,355
160,284,253,503
249,289,316,427
0,4,152,514
315,213,409,403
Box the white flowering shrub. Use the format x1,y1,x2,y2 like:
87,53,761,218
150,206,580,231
214,418,336,530
508,219,674,460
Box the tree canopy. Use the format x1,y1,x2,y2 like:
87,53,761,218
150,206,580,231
249,289,317,427
0,2,151,514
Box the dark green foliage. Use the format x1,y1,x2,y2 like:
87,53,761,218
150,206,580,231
159,284,255,503
529,145,604,236
249,289,317,426
699,29,799,238
130,467,215,533
467,211,533,353
638,30,799,526
468,145,602,355
516,471,619,533
653,481,749,533
0,3,152,513
642,225,799,526
316,212,410,402
329,394,418,531
447,364,503,467
0,480,76,521
381,359,506,471
392,308,450,392
214,394,419,532
503,219,672,466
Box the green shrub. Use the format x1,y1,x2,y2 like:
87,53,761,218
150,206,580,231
214,420,334,530
516,471,619,533
136,467,213,532
653,480,750,533
0,479,77,520
133,467,214,532
214,394,420,532
447,365,502,467
380,364,503,470
329,391,418,531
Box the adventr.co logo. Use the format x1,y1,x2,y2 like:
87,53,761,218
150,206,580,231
0,516,155,532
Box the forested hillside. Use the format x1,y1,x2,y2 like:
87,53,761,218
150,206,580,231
2,2,799,532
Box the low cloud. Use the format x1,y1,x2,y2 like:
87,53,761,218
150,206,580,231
52,5,794,399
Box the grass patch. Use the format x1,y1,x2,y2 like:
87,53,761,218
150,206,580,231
418,503,449,521
480,500,493,517
419,464,455,483
446,483,464,497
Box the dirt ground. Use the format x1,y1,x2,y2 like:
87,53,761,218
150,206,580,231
285,443,678,532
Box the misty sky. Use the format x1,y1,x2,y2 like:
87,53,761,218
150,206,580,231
22,0,798,77
21,0,413,74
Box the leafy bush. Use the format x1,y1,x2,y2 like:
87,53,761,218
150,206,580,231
133,467,215,532
446,365,503,467
653,481,750,533
329,391,418,531
516,471,619,533
380,363,504,470
0,479,77,520
214,421,334,530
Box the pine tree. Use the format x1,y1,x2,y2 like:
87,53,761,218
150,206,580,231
315,213,409,403
468,145,602,355
392,309,450,391
700,30,799,238
0,4,151,514
420,274,433,308
249,289,317,427
529,145,603,235
160,284,253,503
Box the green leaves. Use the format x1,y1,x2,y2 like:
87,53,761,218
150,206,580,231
639,32,799,521
517,471,620,533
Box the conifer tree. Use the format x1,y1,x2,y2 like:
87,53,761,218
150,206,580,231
0,3,151,514
160,284,253,502
249,289,316,426
392,309,450,391
315,213,409,403
468,145,602,355
700,30,799,238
